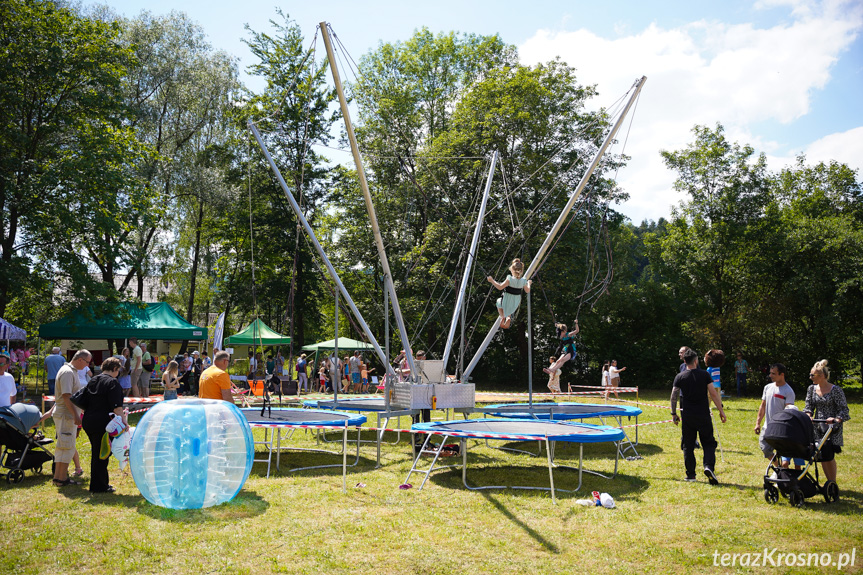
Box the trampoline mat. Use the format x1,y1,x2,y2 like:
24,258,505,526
240,408,366,427
306,398,389,412
414,419,625,443
486,402,642,419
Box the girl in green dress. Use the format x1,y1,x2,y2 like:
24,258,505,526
487,258,532,329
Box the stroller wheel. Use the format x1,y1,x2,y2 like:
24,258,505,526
789,489,805,508
8,469,24,484
764,485,779,504
823,481,839,503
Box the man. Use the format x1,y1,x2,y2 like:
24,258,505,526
128,337,143,397
139,342,152,397
0,353,17,407
349,351,362,393
189,350,203,396
296,353,309,394
52,349,91,486
734,352,749,397
754,363,798,468
199,351,233,402
678,346,691,373
44,346,66,396
671,348,727,484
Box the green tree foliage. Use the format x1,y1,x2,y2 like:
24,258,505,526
0,0,147,317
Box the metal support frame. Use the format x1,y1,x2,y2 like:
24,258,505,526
247,121,395,379
462,76,648,381
442,151,498,371
319,22,415,383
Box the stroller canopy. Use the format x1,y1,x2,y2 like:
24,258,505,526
0,404,42,435
764,408,815,460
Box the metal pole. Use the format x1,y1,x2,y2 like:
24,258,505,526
384,277,390,410
248,121,395,377
333,288,339,400
319,22,416,377
458,296,466,380
461,76,647,381
527,291,533,406
442,151,497,370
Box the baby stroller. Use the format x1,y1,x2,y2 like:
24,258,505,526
0,403,54,484
762,408,838,507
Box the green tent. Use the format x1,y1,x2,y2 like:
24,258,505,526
223,318,290,346
38,302,207,340
301,337,374,352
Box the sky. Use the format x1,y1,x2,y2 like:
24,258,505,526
96,0,863,224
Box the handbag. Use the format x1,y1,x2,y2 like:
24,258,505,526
69,385,91,410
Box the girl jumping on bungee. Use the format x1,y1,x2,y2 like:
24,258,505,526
543,321,579,374
487,258,532,329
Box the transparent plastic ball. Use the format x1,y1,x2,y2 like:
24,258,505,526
129,399,254,509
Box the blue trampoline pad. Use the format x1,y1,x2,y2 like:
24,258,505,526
484,402,642,420
240,407,366,427
304,398,391,412
412,419,625,443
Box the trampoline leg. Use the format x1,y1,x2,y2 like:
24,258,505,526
546,438,556,504
461,437,468,489
577,443,584,492
376,414,385,468
342,423,348,493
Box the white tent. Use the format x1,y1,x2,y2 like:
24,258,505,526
0,318,26,341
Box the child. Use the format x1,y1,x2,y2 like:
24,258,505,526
487,258,532,329
544,321,579,374
161,361,180,400
546,356,561,394
318,361,328,393
360,362,374,394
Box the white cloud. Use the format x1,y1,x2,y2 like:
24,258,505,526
801,126,863,174
518,0,863,223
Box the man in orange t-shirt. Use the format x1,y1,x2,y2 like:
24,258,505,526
198,351,233,402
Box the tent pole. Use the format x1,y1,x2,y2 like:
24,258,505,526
333,288,339,401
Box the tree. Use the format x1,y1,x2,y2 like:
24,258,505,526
0,0,146,316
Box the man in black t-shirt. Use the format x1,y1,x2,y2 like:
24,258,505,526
671,348,727,483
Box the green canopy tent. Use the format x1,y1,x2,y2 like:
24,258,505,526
223,318,291,346
39,302,207,341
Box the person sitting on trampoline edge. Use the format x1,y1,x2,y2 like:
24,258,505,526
543,321,579,374
487,258,531,329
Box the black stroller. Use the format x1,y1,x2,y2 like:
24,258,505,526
0,403,54,484
762,408,838,507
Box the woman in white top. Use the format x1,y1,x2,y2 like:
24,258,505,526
607,359,626,400
77,362,93,387
601,361,611,401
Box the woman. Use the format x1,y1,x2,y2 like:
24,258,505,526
608,359,627,401
117,348,132,397
804,359,850,482
601,361,611,400
487,258,532,329
161,361,180,400
80,357,128,493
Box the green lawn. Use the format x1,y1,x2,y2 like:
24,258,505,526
1,390,860,574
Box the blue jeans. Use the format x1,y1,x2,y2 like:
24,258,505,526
736,373,747,396
47,379,56,396
163,389,178,400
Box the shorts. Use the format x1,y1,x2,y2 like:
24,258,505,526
351,373,361,384
816,441,840,462
54,416,79,463
163,389,178,401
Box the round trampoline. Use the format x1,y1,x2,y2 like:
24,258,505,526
239,408,366,489
303,398,389,412
241,407,366,428
405,419,625,502
483,402,642,419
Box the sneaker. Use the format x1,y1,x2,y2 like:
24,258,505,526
704,468,719,485
684,476,697,482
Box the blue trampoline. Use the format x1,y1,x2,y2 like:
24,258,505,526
405,419,625,502
240,408,366,489
303,398,418,467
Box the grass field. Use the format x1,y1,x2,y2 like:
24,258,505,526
1,389,860,574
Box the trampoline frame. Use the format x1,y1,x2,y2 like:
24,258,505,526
459,402,642,459
241,408,366,492
305,399,418,468
404,419,623,503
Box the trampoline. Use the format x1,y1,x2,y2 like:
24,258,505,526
405,419,625,502
304,398,418,467
240,408,366,491
465,402,643,458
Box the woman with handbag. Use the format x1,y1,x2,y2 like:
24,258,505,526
79,357,127,493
